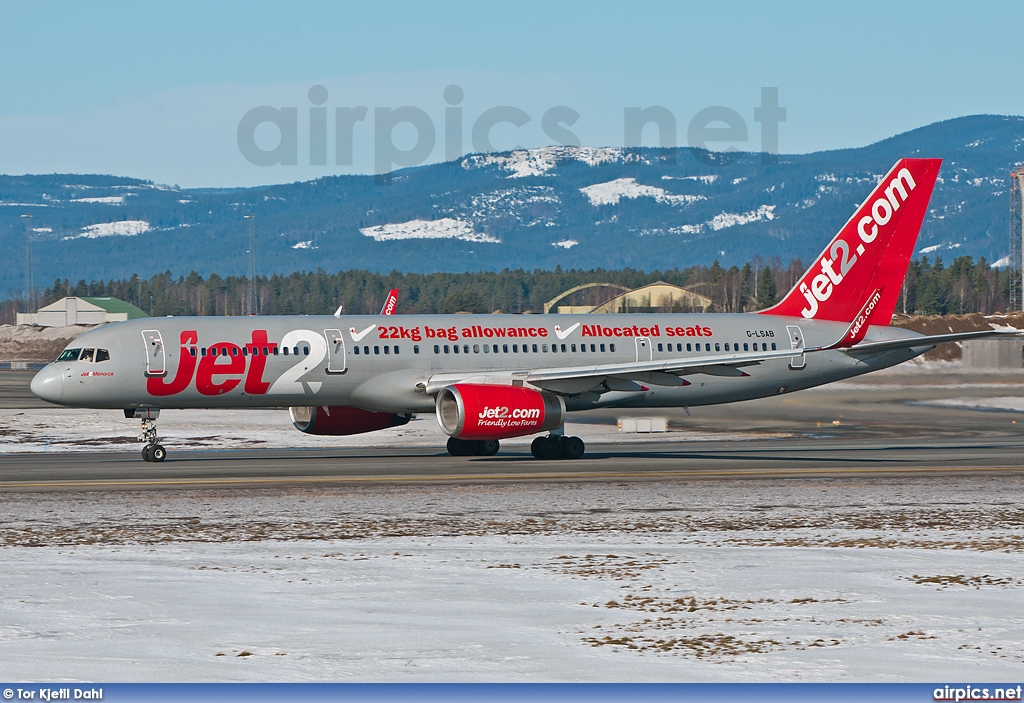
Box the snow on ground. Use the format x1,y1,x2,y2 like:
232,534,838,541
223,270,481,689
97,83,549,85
917,396,1024,413
1,477,1022,680
71,196,126,204
462,147,628,178
707,205,776,231
0,409,782,454
579,178,706,207
360,218,500,244
67,220,151,240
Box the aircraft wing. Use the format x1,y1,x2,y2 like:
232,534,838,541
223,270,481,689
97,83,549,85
844,329,1019,355
424,344,806,396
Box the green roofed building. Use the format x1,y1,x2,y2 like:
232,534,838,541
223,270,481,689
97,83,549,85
16,296,149,327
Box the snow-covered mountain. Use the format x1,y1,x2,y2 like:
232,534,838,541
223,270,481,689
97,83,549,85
1,114,1022,295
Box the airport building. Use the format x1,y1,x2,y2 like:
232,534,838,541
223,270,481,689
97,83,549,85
16,296,149,327
545,281,713,314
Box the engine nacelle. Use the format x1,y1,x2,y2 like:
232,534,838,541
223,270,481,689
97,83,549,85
290,405,410,436
435,384,565,440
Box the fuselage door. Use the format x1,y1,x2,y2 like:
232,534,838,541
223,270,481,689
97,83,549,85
786,325,806,370
635,336,652,362
324,328,347,375
141,330,167,377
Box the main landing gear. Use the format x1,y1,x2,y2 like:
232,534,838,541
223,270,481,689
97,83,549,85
127,408,166,463
447,437,500,457
530,434,585,460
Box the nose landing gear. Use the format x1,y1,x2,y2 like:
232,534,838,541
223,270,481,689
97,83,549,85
127,408,166,463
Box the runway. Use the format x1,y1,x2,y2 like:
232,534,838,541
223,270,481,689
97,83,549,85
3,368,1024,492
3,436,1024,492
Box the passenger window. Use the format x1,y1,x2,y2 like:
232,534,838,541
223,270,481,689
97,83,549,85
272,347,278,355
724,343,729,351
374,346,380,355
657,343,663,352
433,345,439,354
561,344,567,352
354,346,360,355
571,344,577,352
453,345,460,354
463,345,470,354
190,348,198,357
532,344,538,353
415,345,421,354
394,346,400,354
96,349,111,362
542,344,548,353
303,346,309,355
444,345,450,353
771,342,777,350
201,348,208,357
384,346,390,355
363,346,369,355
281,347,287,356
686,343,692,352
600,344,606,352
57,348,82,362
762,343,768,351
744,343,749,351
263,347,269,355
473,344,480,353
242,347,248,356
714,343,720,352
590,344,596,352
503,345,509,353
483,345,489,353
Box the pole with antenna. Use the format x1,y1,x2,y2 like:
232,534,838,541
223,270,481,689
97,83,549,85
244,214,256,315
21,213,34,313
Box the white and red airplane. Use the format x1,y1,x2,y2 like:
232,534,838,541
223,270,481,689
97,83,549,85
30,158,1010,462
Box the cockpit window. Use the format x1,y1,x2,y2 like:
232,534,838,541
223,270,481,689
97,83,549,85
57,348,81,362
80,348,95,363
96,349,110,363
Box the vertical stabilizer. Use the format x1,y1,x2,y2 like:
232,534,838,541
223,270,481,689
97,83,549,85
760,158,941,323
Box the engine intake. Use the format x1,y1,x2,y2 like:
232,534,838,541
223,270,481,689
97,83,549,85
290,405,410,436
435,384,565,440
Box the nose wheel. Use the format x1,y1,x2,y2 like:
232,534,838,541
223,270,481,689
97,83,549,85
531,435,585,460
138,417,167,462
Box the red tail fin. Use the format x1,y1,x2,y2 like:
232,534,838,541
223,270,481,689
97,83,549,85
760,158,941,323
380,289,399,315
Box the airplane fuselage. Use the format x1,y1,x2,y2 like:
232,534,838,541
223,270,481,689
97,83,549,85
32,312,925,413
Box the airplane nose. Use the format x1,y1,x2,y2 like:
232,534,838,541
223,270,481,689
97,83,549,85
30,365,64,403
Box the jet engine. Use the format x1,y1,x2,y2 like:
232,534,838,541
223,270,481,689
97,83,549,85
435,384,565,440
289,405,410,436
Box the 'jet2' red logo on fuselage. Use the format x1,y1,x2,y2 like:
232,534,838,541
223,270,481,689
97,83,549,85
147,330,276,397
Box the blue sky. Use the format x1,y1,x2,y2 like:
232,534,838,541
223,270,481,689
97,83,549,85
2,0,1022,187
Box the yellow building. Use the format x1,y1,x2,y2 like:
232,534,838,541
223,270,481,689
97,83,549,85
546,281,712,314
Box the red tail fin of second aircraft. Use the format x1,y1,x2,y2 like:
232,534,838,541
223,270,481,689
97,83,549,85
759,158,941,324
380,289,399,315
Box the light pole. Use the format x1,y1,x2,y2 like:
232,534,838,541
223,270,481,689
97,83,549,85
244,215,256,315
21,214,34,313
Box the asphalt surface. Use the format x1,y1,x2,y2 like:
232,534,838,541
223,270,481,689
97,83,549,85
3,368,1024,492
